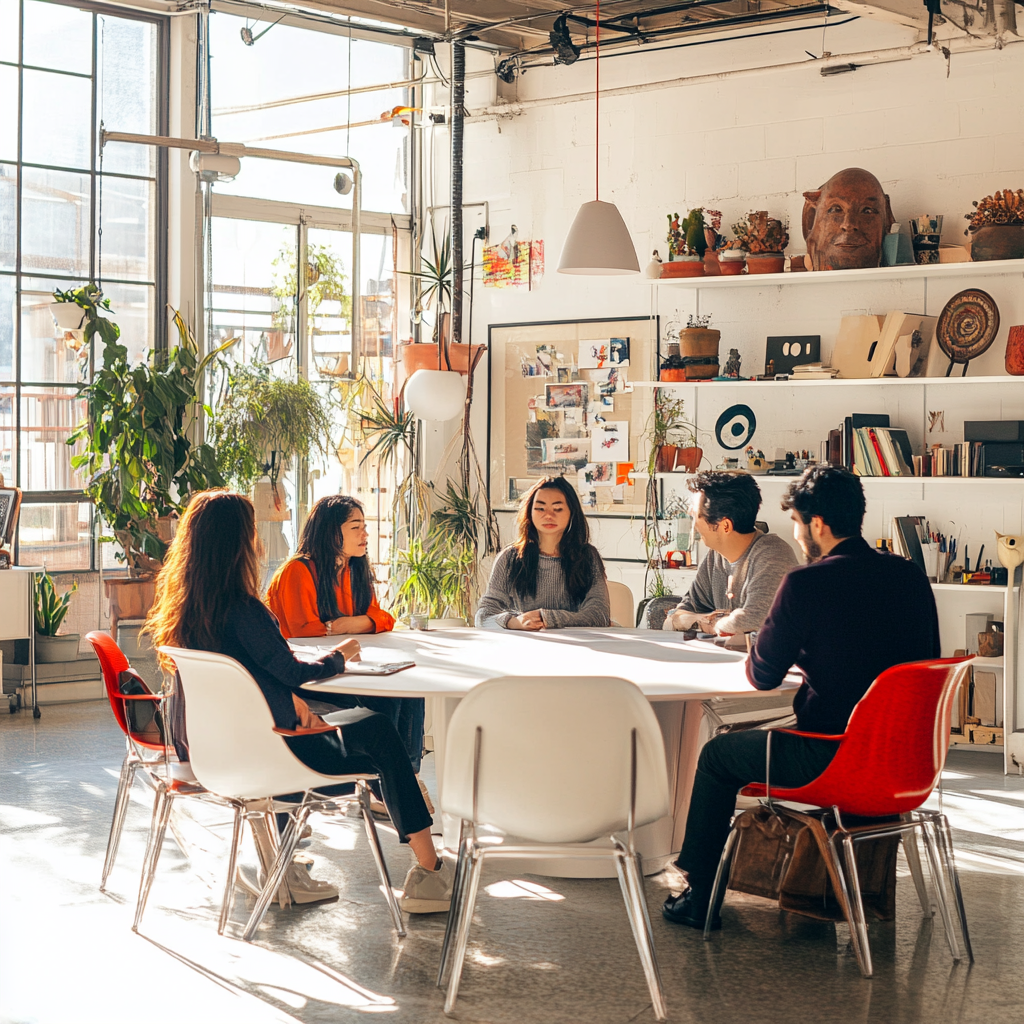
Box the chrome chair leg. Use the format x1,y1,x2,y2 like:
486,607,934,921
840,833,874,977
101,755,138,890
218,807,245,936
934,812,973,962
617,844,667,1022
826,833,870,977
133,784,173,932
921,817,962,961
901,823,933,917
356,782,405,938
242,803,309,941
705,827,738,941
438,821,471,987
444,841,483,1016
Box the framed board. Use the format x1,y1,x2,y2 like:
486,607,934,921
487,316,659,517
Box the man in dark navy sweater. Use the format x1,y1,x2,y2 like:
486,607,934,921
664,466,940,929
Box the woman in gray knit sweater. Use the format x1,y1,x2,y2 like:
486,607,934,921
476,476,611,630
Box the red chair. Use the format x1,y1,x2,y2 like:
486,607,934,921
88,631,199,892
705,656,974,977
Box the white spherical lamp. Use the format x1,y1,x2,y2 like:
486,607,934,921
405,369,466,422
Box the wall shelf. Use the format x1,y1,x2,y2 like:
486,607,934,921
650,257,1024,290
629,375,1020,389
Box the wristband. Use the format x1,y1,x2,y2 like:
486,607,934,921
325,619,333,635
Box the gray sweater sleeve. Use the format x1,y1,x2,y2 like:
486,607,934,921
540,549,611,629
674,555,718,616
475,548,518,629
715,534,798,636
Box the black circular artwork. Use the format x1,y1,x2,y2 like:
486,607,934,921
715,404,757,450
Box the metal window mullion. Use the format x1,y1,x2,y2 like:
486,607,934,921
90,12,98,289
14,0,24,495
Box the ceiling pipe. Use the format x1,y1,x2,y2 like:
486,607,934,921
450,39,466,357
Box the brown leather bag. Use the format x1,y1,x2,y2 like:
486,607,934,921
728,806,899,923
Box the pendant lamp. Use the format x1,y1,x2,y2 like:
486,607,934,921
557,2,639,276
405,366,467,422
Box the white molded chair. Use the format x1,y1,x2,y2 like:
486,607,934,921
607,580,636,627
148,647,405,940
437,676,670,1021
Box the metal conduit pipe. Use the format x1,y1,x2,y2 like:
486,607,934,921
466,30,1023,121
449,39,466,356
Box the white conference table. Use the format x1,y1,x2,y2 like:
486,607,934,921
296,627,796,877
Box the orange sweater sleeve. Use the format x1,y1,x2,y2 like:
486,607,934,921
266,560,327,638
336,568,395,633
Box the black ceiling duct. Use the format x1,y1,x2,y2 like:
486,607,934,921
549,13,581,65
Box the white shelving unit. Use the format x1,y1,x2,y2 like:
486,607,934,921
647,258,1024,772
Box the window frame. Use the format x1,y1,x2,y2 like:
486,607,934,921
1,0,169,570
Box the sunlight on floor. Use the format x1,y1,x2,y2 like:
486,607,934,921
484,879,566,901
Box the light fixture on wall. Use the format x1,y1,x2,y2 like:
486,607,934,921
557,1,639,276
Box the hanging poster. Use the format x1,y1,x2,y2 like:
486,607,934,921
579,339,611,369
545,383,588,409
592,421,630,461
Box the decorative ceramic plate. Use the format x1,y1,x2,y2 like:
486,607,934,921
936,289,1000,364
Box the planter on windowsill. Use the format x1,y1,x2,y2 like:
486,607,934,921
35,633,81,663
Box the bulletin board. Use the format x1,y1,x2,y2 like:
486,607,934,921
487,316,659,517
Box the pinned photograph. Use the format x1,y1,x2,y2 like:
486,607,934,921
591,421,629,461
541,437,589,468
578,463,615,488
579,339,610,369
508,478,536,502
545,383,588,409
580,489,598,509
556,366,577,384
584,366,627,395
615,462,634,485
609,337,630,366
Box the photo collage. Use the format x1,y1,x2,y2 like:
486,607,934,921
514,337,636,509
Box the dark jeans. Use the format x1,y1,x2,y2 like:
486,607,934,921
676,730,840,892
305,693,425,773
283,709,433,843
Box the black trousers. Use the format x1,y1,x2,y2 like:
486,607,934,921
305,693,425,773
676,730,839,891
283,710,433,843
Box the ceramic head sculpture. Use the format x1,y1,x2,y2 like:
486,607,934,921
996,531,1024,570
801,167,895,271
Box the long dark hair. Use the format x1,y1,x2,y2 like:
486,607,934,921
294,495,374,622
506,476,594,603
145,490,260,669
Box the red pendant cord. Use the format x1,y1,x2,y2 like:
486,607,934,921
595,0,600,201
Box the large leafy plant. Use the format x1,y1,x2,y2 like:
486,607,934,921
210,361,333,494
68,298,229,573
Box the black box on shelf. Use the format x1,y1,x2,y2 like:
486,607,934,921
964,420,1024,443
983,441,1024,475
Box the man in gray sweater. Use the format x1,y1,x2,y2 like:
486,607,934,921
663,471,796,641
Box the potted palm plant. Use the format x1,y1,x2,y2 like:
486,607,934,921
34,570,80,663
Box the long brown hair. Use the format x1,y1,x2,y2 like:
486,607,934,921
144,490,261,669
506,476,595,603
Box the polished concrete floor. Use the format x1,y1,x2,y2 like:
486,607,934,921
1,701,1022,1024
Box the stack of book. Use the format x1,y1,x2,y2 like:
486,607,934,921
851,426,913,476
790,363,840,380
912,442,985,477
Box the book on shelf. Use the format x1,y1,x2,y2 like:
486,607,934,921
849,425,913,476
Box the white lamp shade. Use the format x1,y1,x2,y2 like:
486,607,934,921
405,368,467,422
557,200,640,275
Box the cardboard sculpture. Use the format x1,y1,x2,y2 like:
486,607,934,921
802,168,895,271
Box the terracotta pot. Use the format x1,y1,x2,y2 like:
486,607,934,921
719,258,746,276
400,342,485,376
660,258,706,279
685,361,720,381
703,251,722,276
970,225,1024,262
655,445,702,473
1006,325,1024,375
977,630,1004,658
744,253,786,274
679,328,721,360
659,368,687,382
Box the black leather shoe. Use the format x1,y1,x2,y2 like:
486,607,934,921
662,888,721,930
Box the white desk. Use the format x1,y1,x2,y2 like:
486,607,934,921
297,628,795,876
0,567,40,717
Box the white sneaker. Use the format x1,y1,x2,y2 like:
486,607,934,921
400,859,454,913
235,858,337,904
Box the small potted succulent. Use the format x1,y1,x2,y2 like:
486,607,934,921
726,211,789,274
964,189,1024,261
34,569,80,663
662,210,707,278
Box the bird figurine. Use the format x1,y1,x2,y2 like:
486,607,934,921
996,531,1024,570
645,250,663,279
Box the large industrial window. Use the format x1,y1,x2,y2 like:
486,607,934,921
0,0,166,570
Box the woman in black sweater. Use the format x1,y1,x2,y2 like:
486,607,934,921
144,490,452,914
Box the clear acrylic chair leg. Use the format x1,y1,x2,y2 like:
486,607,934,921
218,808,245,936
615,843,667,1022
934,813,973,962
101,756,138,890
242,804,308,941
705,827,738,941
826,833,869,977
922,818,962,961
438,822,471,987
444,843,484,1016
133,785,172,932
901,823,933,917
841,834,874,977
356,782,405,938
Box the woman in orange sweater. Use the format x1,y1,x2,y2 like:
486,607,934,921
267,496,425,775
